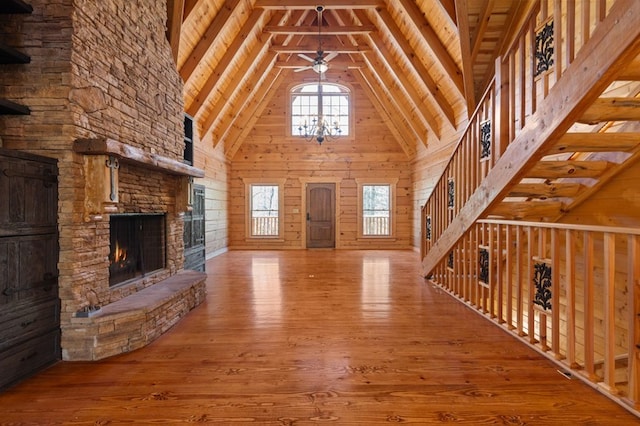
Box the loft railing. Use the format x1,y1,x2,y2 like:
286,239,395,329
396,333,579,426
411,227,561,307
428,219,639,412
421,0,617,263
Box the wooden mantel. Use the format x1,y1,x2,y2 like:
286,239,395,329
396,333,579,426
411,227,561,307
73,137,205,178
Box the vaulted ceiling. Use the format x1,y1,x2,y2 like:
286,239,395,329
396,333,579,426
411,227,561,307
166,0,533,159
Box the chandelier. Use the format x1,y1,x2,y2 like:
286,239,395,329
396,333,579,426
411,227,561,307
298,107,342,145
296,5,341,145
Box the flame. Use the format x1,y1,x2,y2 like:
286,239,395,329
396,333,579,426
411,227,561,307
113,241,127,263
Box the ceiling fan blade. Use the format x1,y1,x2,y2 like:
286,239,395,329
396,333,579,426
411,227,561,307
293,66,313,72
324,52,338,62
297,53,316,63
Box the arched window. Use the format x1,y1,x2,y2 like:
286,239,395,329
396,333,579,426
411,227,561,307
290,83,350,138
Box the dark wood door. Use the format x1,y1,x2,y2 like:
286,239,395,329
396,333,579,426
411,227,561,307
0,148,60,390
306,183,335,248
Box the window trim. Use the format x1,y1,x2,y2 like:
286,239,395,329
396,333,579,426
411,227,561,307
355,178,398,240
288,82,354,141
242,178,286,241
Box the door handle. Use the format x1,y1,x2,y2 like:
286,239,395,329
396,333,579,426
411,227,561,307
306,212,310,221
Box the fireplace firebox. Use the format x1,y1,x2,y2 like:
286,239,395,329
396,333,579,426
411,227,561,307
109,214,166,287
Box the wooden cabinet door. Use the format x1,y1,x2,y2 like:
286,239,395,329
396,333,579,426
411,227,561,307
0,148,60,390
306,183,335,248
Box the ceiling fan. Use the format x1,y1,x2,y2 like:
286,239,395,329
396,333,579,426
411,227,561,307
293,5,338,75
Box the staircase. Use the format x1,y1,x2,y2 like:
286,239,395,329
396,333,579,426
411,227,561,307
421,0,640,415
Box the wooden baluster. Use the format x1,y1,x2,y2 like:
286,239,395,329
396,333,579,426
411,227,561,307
566,229,578,368
627,234,640,406
584,231,596,380
551,228,560,358
582,0,590,46
517,225,525,336
566,0,575,64
528,226,536,343
554,0,563,81
602,232,617,393
496,223,503,323
506,224,514,329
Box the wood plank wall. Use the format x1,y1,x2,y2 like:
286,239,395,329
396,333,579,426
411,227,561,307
227,70,414,250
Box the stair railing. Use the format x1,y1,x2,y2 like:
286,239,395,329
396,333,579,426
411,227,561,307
429,219,640,412
421,0,618,267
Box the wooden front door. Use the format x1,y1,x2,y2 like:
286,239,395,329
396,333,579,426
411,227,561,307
0,148,60,390
306,183,335,248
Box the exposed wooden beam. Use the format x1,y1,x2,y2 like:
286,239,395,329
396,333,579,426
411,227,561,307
183,0,199,21
359,53,429,148
165,0,184,63
422,0,640,275
395,0,464,98
547,132,640,154
255,0,384,9
354,69,416,158
264,25,375,35
439,0,457,27
579,97,640,124
469,0,493,65
357,24,441,139
455,0,476,115
185,8,267,117
214,54,279,149
224,70,287,158
200,35,279,136
179,0,243,83
370,9,457,128
270,43,370,54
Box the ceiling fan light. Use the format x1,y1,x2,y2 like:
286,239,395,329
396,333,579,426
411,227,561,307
313,62,329,73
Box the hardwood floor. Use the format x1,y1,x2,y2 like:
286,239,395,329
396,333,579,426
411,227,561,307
0,250,638,425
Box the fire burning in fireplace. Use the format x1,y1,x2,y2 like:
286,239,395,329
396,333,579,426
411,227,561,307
109,214,166,287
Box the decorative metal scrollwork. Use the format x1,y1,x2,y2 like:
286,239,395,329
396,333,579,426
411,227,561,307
535,20,554,77
480,120,491,160
479,248,489,284
448,251,454,269
533,262,552,310
426,216,431,241
447,178,454,209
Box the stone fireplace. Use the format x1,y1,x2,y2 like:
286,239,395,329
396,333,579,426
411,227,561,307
0,0,208,361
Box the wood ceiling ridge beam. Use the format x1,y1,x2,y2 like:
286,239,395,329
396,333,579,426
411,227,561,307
179,0,244,83
366,9,457,129
422,0,640,275
254,0,384,9
394,0,464,98
184,9,274,117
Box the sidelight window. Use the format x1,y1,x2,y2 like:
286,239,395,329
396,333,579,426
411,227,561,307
356,178,398,238
243,178,286,239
